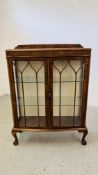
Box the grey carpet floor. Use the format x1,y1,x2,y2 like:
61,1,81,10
0,95,98,175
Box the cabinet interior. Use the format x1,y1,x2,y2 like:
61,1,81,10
13,58,84,128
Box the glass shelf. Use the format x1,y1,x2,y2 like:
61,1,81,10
18,106,45,116
14,76,83,83
16,96,81,106
14,76,45,83
53,75,83,82
17,96,45,106
53,96,81,106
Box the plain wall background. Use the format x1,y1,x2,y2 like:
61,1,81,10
0,0,98,106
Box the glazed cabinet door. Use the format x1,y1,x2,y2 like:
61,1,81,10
51,58,85,128
12,59,49,128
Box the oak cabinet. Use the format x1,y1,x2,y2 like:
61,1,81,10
6,44,91,145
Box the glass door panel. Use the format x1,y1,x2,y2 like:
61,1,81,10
13,61,46,128
53,60,84,127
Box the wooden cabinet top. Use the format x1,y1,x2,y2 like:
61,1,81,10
6,44,91,58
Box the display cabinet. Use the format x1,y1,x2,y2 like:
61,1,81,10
6,44,91,145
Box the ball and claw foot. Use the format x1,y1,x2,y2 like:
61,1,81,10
12,130,18,146
81,139,87,145
13,138,18,145
79,129,88,145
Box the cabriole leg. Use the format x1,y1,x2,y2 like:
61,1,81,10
11,130,18,145
79,129,88,145
82,129,88,145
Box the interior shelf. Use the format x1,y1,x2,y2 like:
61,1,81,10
14,76,45,83
14,76,83,83
19,116,46,127
18,115,81,128
53,96,81,106
17,96,81,106
53,76,83,82
17,96,45,106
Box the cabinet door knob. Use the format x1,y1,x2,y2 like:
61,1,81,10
48,92,52,100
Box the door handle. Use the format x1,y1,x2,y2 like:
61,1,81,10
48,92,52,100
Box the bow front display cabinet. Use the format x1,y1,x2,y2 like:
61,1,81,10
6,44,91,145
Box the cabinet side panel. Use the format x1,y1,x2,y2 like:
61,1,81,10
81,56,91,127
6,57,18,127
